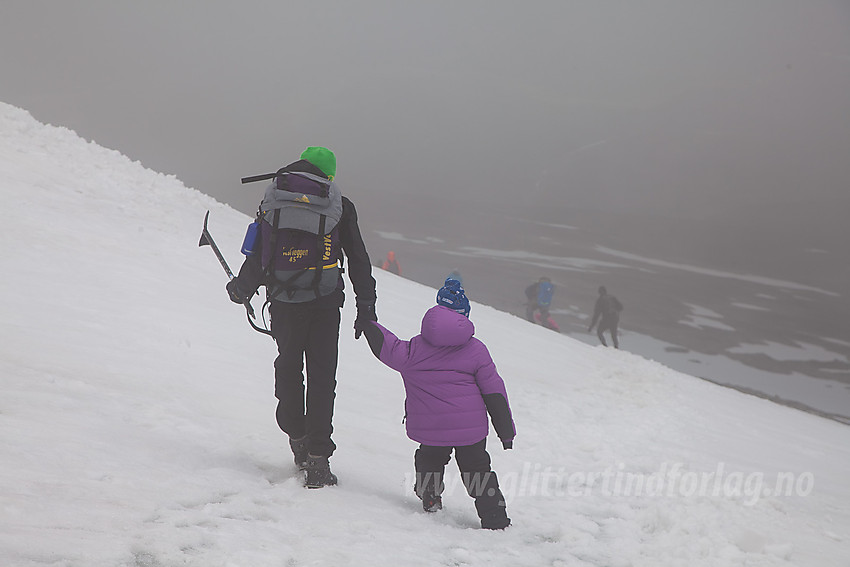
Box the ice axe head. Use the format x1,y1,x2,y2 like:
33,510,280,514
199,211,211,247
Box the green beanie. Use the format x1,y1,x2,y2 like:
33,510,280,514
300,146,336,178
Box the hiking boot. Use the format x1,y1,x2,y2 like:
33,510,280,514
289,436,308,471
413,480,443,513
480,512,511,530
420,490,443,513
304,455,338,489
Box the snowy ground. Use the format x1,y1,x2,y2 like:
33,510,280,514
2,102,849,566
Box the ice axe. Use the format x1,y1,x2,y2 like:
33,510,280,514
199,211,272,337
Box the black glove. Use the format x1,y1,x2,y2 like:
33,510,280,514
354,302,377,339
226,279,250,304
502,439,513,450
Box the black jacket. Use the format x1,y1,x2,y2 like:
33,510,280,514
590,293,622,327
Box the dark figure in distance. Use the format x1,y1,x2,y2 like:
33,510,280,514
588,285,623,348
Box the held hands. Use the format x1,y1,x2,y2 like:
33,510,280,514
354,302,377,339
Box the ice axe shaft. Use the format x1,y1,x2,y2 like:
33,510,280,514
198,211,272,338
199,211,237,281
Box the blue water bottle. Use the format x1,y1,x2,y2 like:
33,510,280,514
241,221,260,256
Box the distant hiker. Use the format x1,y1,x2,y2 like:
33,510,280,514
226,146,378,488
381,250,401,275
525,277,559,331
358,279,515,530
588,285,623,348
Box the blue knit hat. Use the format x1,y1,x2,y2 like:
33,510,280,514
436,278,470,317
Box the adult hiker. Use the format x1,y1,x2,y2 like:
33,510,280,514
588,285,623,348
226,146,378,488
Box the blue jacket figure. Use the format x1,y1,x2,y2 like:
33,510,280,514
525,277,559,331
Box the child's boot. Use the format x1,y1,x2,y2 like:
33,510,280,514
418,486,443,513
466,471,511,530
414,471,444,512
481,511,511,530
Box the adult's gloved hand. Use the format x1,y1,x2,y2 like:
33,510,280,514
354,302,377,339
226,279,250,304
502,439,513,450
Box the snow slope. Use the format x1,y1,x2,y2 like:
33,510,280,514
1,102,848,566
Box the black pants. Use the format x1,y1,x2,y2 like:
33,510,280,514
414,439,508,523
597,315,619,348
270,297,341,458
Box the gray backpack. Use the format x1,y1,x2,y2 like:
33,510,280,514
248,169,344,303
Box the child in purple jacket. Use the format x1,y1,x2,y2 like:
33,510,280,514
359,279,515,530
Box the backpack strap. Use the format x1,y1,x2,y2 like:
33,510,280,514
268,269,309,301
262,208,290,301
308,215,327,299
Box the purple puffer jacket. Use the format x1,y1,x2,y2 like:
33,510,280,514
373,306,515,447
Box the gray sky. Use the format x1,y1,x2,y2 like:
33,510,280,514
2,0,849,224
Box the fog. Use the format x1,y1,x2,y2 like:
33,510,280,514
3,0,849,419
3,1,848,221
3,0,849,304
